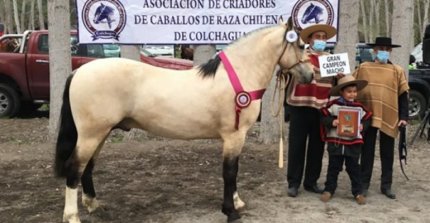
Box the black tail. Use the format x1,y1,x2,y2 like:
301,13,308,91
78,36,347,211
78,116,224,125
54,74,77,178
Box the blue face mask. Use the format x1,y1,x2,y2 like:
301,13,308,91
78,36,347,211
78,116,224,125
312,40,326,52
376,50,390,63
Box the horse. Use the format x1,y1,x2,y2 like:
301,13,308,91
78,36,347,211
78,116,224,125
93,3,115,29
301,3,324,24
55,18,314,223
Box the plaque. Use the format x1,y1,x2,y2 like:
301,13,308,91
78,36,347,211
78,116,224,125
337,107,362,138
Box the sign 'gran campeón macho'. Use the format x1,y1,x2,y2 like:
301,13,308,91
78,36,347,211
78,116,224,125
77,0,339,44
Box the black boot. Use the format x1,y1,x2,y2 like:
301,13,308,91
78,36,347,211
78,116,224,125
381,188,396,199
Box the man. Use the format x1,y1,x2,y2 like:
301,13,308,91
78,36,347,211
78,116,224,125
285,24,337,197
353,37,409,199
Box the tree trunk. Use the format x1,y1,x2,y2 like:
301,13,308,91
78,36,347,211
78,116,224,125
374,0,380,36
422,0,430,38
369,0,375,41
20,0,27,32
4,0,14,33
335,0,360,68
259,71,281,144
390,0,414,78
360,0,368,42
417,0,422,39
48,0,71,140
384,0,391,36
30,0,35,30
37,0,45,29
12,0,21,33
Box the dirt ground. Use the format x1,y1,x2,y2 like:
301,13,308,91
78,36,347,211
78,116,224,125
1,111,430,223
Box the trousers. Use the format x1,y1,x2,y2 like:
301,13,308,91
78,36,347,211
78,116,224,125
324,155,362,197
360,126,395,190
287,105,325,188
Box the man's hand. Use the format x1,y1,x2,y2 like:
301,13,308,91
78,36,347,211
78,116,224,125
336,73,345,79
398,120,408,127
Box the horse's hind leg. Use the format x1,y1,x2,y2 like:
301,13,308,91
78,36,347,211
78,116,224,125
63,132,108,223
81,158,99,213
221,133,246,222
81,137,108,213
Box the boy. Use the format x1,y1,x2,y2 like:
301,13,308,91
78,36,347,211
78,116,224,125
319,75,372,205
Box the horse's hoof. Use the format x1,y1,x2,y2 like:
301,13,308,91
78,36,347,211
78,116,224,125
82,195,100,213
227,211,241,222
62,213,81,223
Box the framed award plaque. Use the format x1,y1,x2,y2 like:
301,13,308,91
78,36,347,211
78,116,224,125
337,107,362,137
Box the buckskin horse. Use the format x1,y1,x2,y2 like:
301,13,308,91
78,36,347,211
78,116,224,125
55,18,313,223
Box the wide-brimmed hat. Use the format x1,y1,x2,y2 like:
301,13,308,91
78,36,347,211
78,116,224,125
329,75,368,96
299,24,337,42
366,37,401,48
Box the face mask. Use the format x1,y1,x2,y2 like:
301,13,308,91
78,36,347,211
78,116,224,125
312,40,326,52
376,50,390,63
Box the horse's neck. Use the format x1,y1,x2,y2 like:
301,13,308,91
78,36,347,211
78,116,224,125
223,27,285,91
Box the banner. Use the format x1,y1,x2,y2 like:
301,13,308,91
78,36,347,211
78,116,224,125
76,0,339,44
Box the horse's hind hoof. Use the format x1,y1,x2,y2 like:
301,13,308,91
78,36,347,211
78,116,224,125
227,212,241,222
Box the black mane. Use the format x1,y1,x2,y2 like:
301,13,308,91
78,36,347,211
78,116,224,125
198,54,221,78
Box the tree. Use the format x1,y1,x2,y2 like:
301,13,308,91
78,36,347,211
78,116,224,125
48,0,71,139
335,0,360,68
259,74,282,144
12,0,21,33
37,0,45,29
390,0,414,77
4,0,14,33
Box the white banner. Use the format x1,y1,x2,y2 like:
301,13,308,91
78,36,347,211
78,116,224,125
76,0,339,44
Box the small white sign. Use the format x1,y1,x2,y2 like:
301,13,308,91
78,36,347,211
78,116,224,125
318,53,351,77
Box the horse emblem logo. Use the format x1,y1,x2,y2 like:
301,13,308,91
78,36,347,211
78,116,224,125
291,0,335,31
82,0,126,41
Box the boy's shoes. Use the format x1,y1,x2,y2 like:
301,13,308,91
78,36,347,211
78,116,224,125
304,184,324,194
320,191,332,202
381,188,396,199
355,194,366,205
287,187,298,197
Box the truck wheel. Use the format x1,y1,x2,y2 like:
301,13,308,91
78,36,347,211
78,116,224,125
0,84,21,118
409,89,427,119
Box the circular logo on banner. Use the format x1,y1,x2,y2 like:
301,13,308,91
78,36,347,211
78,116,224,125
82,0,126,41
291,0,335,31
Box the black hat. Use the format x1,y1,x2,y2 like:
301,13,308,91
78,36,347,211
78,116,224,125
366,37,401,48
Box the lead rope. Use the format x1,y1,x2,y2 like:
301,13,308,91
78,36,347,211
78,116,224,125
271,69,288,168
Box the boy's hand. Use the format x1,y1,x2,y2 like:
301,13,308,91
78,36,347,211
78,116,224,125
332,119,339,127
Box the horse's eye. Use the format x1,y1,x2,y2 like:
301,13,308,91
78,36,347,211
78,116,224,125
299,45,305,50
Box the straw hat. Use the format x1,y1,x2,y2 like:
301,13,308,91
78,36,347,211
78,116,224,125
329,75,368,96
366,37,401,48
299,24,337,42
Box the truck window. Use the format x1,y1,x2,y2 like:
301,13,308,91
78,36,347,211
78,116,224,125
38,34,49,53
0,37,21,53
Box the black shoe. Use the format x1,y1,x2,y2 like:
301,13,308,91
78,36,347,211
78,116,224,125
287,187,298,197
362,189,368,197
304,184,324,194
381,188,396,199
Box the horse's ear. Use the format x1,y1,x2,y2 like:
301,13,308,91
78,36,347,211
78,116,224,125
287,17,294,30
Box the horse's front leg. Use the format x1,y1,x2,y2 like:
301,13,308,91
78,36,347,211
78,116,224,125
221,134,246,222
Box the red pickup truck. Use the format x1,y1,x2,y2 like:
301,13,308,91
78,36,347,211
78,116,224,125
0,30,193,118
